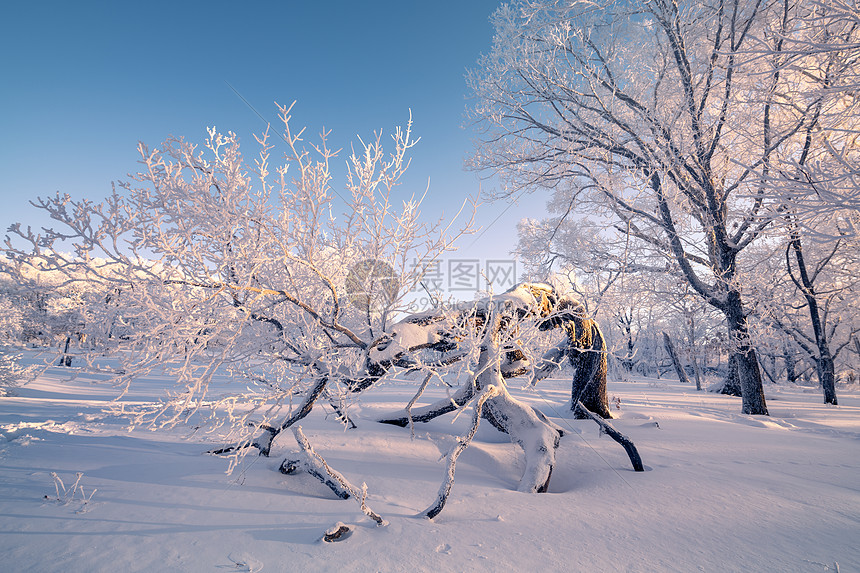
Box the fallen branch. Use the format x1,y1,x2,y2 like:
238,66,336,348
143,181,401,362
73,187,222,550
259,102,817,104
575,400,644,472
293,426,386,526
209,377,328,457
377,383,475,427
423,384,501,519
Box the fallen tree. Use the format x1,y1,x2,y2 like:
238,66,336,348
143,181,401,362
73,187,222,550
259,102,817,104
237,282,644,512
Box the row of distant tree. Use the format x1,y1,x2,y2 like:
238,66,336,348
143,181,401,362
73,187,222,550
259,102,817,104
2,229,856,405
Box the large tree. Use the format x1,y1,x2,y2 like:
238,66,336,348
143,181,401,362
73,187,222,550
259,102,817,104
743,0,860,403
755,0,860,227
469,0,860,414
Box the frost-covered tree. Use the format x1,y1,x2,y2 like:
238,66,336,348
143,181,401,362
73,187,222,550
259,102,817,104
742,0,860,402
750,0,860,228
470,0,860,414
0,293,24,342
747,219,860,404
0,260,92,363
0,295,40,394
3,104,471,425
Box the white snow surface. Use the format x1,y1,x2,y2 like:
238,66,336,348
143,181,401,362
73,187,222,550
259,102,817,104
1,356,859,572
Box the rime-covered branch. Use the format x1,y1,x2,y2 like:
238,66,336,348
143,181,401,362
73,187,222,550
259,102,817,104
292,426,386,526
424,384,501,519
574,401,645,472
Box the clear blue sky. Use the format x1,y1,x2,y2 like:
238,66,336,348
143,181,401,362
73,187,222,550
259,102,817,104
1,1,544,288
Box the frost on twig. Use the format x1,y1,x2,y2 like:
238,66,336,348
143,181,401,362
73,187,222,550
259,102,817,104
405,371,433,438
292,426,386,526
423,384,501,519
0,346,39,396
324,388,357,430
527,339,568,386
46,471,97,513
208,377,329,458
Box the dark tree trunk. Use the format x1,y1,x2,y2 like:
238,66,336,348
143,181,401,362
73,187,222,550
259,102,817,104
817,354,838,406
725,296,768,414
787,235,838,405
784,342,799,384
721,351,743,396
378,384,474,427
57,336,73,367
569,322,611,419
574,401,644,472
662,332,690,385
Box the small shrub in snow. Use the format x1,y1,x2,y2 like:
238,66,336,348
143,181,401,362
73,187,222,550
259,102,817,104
45,471,96,513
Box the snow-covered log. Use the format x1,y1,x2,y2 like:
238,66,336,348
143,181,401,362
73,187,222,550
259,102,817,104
292,426,386,526
376,283,613,420
373,282,636,500
472,318,561,492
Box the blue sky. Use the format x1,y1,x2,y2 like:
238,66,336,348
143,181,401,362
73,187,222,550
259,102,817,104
1,1,544,287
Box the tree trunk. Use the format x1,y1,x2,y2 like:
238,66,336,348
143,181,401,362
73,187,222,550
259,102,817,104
477,336,561,493
57,336,73,367
685,315,703,391
721,353,743,396
569,322,611,419
725,296,768,415
662,332,690,385
784,342,799,384
690,350,703,391
787,235,838,405
817,353,838,406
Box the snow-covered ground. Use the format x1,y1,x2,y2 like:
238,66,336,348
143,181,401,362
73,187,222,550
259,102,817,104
1,358,858,572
